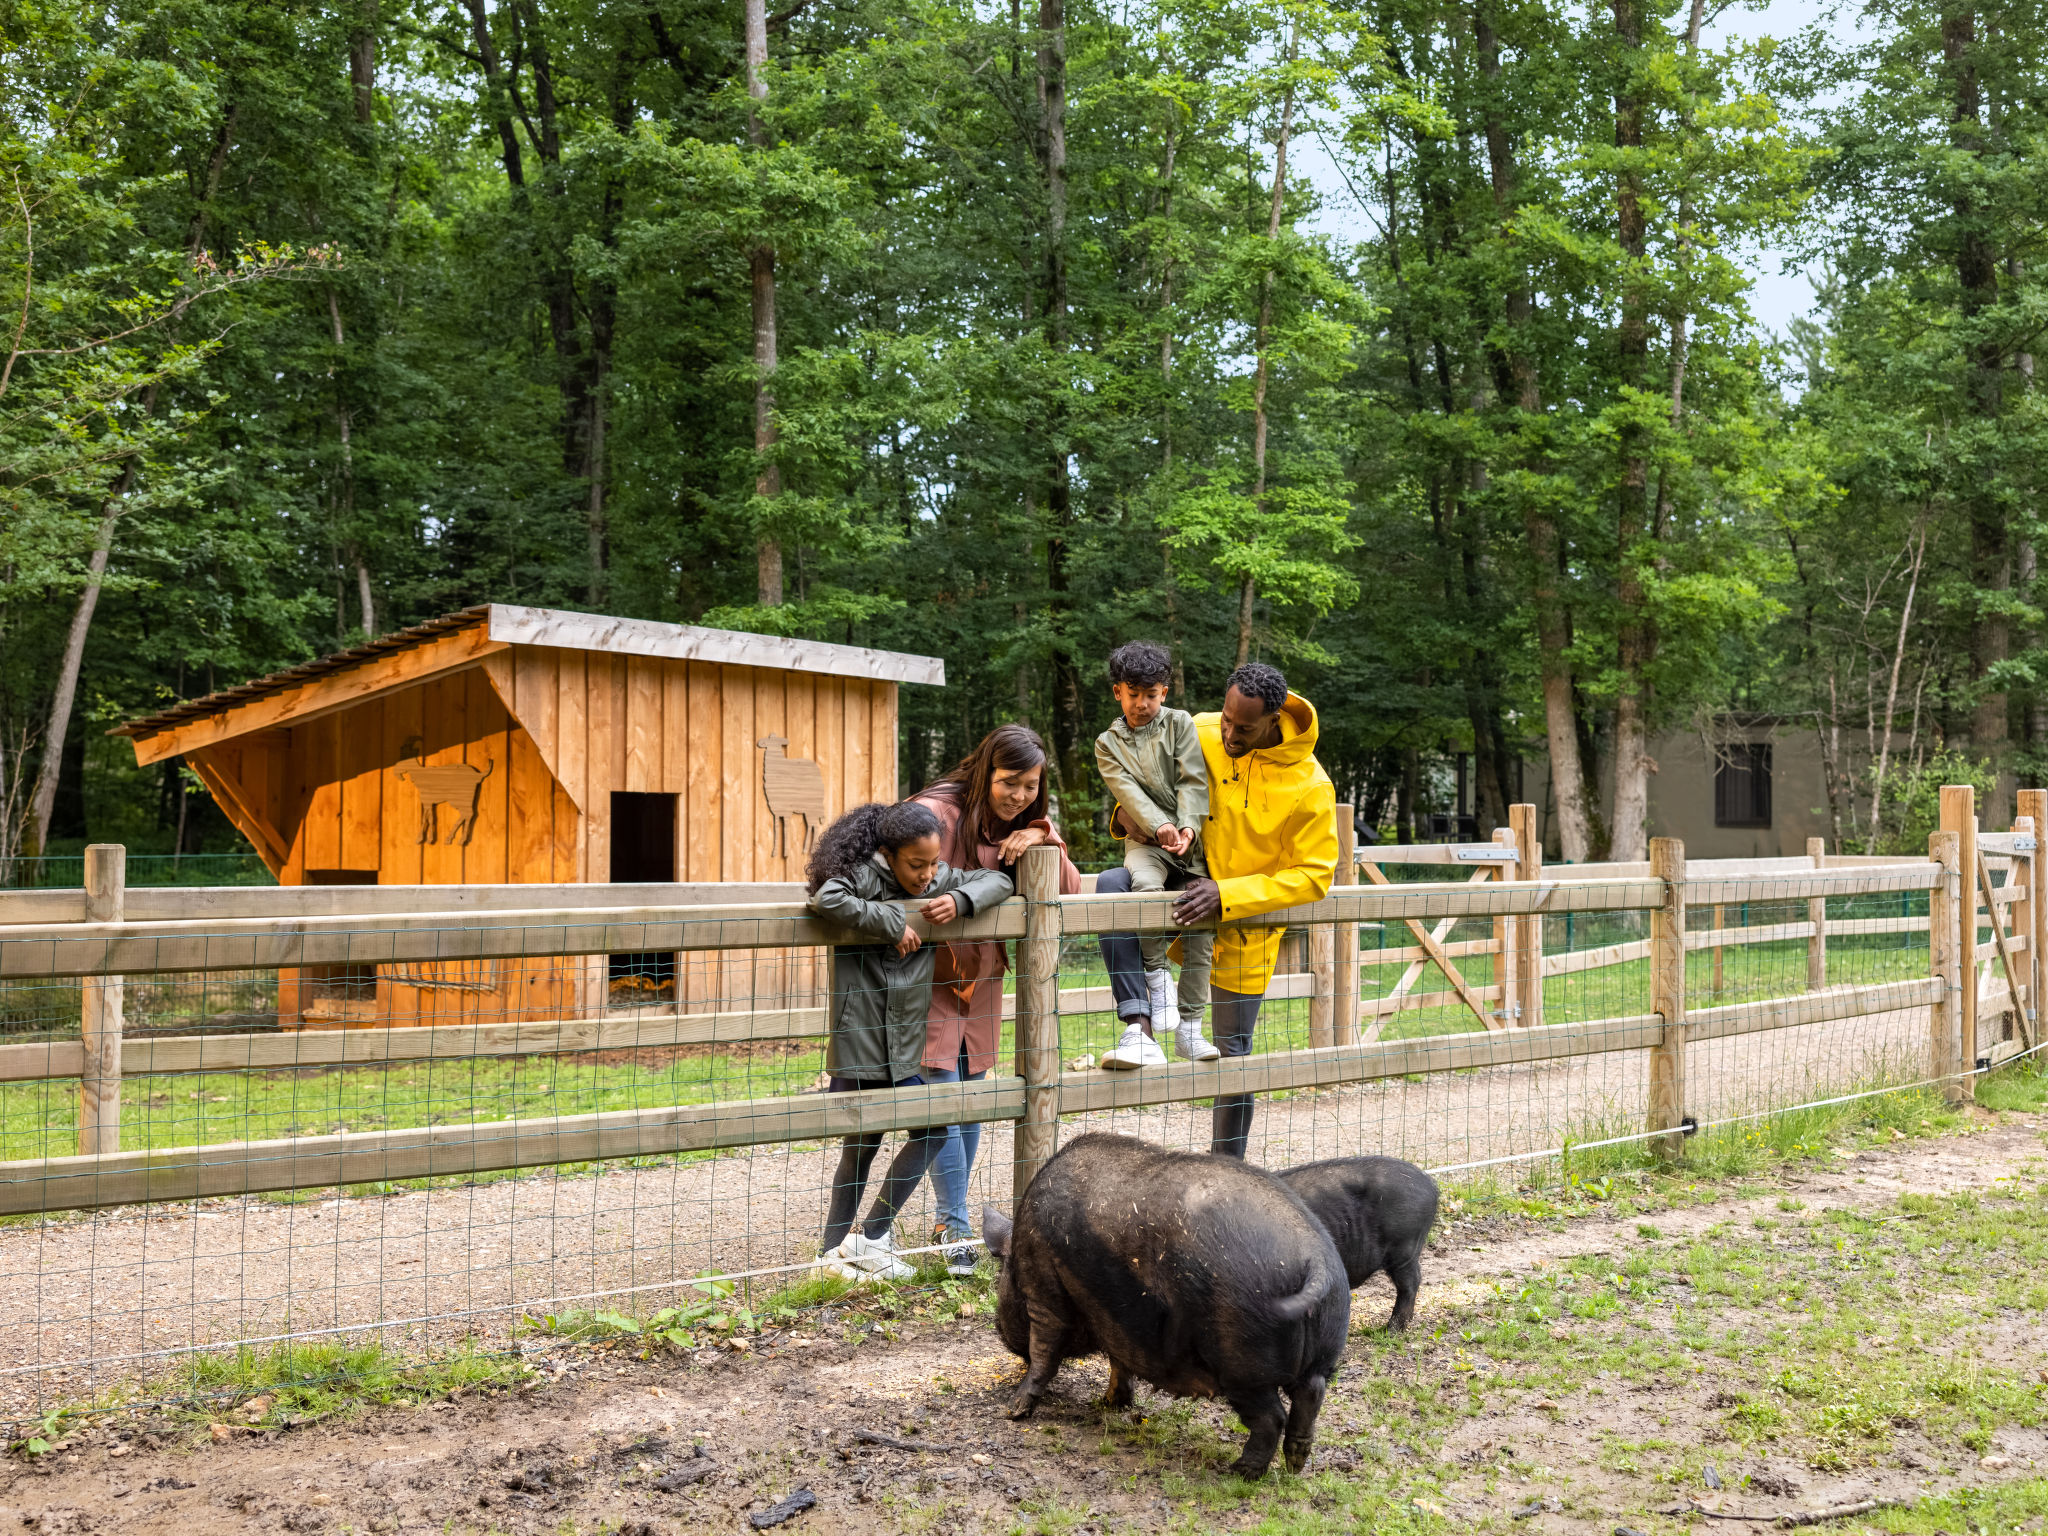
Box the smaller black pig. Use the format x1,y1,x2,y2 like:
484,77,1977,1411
1277,1155,1439,1330
983,1133,1349,1478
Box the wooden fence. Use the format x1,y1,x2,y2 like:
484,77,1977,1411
0,787,2034,1221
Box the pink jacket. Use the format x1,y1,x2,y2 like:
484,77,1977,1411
908,785,1083,1074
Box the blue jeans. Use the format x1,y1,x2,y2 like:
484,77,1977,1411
921,1046,985,1236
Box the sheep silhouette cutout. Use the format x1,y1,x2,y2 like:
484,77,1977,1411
757,735,826,859
397,759,494,846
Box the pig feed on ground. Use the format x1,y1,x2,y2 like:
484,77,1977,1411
982,1133,1349,1478
1276,1154,1440,1331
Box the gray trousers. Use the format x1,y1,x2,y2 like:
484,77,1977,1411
1121,839,1213,1023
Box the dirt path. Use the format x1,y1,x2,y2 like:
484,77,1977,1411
0,1002,1932,1425
0,1106,2037,1535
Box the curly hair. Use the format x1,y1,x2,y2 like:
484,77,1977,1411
1106,641,1174,690
805,801,943,895
1225,661,1289,715
921,723,1051,848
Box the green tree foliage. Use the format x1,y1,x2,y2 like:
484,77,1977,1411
0,0,2025,866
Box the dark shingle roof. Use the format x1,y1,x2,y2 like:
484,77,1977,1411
113,607,491,740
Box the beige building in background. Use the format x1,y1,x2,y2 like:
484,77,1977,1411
1518,719,1834,861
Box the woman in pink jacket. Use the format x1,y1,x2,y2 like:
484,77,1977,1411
910,724,1082,1271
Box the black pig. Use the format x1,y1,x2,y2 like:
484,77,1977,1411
982,1133,1349,1478
1277,1155,1439,1330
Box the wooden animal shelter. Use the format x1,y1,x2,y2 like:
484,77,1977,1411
114,605,943,1028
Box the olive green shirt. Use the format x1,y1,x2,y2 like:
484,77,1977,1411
1095,707,1209,838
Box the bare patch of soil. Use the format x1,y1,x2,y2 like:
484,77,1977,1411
2,1114,2042,1533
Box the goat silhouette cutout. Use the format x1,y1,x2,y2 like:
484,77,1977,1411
397,760,494,846
757,736,826,859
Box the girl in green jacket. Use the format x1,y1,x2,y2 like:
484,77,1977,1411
807,800,1014,1280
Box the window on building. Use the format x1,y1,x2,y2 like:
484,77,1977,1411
1714,743,1772,828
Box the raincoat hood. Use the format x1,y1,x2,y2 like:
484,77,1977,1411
1192,691,1339,994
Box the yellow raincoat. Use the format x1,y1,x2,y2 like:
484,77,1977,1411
1194,691,1339,995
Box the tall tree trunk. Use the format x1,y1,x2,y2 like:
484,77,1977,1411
584,49,630,605
27,507,117,857
348,0,377,126
746,0,783,606
466,0,595,571
1037,0,1083,799
1608,0,1655,863
1158,118,1187,702
25,95,239,858
1239,23,1299,668
1945,8,2010,818
1477,1,1593,859
326,291,373,638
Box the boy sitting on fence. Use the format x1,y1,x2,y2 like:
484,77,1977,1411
806,800,1014,1279
1094,641,1222,1070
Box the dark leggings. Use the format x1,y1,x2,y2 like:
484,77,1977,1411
821,1075,946,1251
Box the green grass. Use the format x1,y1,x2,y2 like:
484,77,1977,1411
174,1339,526,1426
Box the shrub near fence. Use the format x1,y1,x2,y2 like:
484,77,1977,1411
0,787,2033,1422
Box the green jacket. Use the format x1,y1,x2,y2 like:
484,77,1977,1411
810,856,1015,1083
1095,707,1209,839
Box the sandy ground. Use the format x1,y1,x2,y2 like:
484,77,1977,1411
0,998,1938,1424
0,1111,2038,1534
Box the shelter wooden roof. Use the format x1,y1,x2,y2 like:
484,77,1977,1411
114,604,944,767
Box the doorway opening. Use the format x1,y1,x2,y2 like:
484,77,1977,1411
609,792,678,1003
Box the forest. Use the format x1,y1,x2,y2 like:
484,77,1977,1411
1,0,2042,870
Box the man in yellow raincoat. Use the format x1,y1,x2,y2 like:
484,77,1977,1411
1093,661,1339,1155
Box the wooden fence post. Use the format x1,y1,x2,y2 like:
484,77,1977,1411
1806,836,1828,991
1648,836,1687,1158
1308,806,1340,1049
1511,804,1543,1030
1929,829,1961,1099
2016,791,2044,1046
1334,805,1359,1046
79,844,125,1158
1711,903,1726,994
1492,827,1516,1028
1940,785,1977,1096
1012,844,1062,1208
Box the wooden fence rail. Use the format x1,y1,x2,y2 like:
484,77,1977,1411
0,789,2031,1215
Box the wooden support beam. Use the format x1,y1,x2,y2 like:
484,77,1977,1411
185,752,291,873
1977,853,2031,1053
1012,845,1061,1209
1648,837,1687,1158
1510,804,1543,1029
1941,785,1977,1100
0,1075,1026,1216
1806,837,1827,991
1334,806,1359,1046
78,846,124,1157
2015,797,2043,1049
1355,862,1499,1034
0,972,1326,1086
1929,830,1961,1098
1492,827,1515,1030
1308,819,1340,1050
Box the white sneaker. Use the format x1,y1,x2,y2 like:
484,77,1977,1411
1146,969,1178,1036
1174,1017,1222,1062
1100,1021,1168,1070
830,1231,915,1280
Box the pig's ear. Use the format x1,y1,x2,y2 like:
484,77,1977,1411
981,1204,1014,1260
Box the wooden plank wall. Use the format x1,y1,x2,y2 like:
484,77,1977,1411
486,651,898,1018
209,648,900,1027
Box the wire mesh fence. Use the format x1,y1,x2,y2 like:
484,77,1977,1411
0,791,2032,1433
